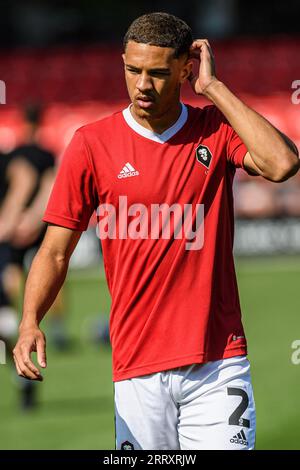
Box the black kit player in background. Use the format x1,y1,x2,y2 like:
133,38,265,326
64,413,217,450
0,139,41,410
0,104,65,409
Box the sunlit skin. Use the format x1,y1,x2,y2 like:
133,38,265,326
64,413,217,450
122,41,193,134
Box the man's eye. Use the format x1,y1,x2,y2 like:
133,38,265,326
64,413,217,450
151,72,170,77
127,69,139,74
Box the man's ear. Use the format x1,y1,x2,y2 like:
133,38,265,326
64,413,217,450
122,53,126,64
179,59,193,84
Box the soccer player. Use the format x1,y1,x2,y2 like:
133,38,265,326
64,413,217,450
13,13,299,449
2,105,69,352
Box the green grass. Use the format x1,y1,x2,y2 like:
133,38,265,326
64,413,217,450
0,275,114,450
0,257,300,449
237,256,300,450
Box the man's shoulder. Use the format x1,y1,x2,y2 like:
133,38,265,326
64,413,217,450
76,109,126,139
186,103,224,121
186,103,227,134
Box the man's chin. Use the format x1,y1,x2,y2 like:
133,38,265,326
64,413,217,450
132,103,156,118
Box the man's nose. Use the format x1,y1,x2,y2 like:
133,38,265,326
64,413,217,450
136,72,152,92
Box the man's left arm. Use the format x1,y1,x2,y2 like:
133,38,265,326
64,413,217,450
189,39,300,182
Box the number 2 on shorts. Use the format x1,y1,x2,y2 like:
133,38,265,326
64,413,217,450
227,387,250,428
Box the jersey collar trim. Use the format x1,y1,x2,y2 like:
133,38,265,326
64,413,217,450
122,103,188,144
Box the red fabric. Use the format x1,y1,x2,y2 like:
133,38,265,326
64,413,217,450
44,104,249,381
43,130,97,231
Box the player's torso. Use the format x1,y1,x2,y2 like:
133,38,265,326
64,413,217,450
81,106,246,377
87,105,232,210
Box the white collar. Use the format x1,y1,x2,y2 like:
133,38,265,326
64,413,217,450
122,103,188,144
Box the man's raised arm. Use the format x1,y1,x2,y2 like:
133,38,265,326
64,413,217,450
189,39,300,182
13,225,81,381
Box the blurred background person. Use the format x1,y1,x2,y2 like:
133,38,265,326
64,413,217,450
0,104,69,409
0,140,40,409
4,104,69,351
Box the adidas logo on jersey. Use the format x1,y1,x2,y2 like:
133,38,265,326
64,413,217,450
230,429,248,446
118,162,139,179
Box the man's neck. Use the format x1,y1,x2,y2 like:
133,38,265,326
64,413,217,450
130,102,182,135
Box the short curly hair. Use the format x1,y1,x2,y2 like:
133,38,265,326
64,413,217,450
123,12,193,58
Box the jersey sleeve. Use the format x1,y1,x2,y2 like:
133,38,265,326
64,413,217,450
207,105,247,169
204,105,248,170
43,129,98,231
225,124,248,169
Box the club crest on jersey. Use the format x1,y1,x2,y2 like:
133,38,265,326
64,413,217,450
121,440,135,450
196,144,212,169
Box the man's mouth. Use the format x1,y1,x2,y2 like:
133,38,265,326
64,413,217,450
135,96,155,109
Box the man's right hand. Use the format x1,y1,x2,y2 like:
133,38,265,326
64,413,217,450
12,225,81,381
13,326,47,381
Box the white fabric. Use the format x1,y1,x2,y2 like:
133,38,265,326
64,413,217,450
122,103,188,143
114,355,256,450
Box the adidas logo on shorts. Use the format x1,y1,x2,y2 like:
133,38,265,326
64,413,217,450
118,162,139,179
230,429,248,446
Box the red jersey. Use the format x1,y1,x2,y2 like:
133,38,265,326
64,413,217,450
43,104,248,382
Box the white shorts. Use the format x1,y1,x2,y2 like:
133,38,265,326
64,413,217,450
114,355,256,450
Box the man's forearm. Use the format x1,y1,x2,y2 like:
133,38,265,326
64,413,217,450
19,245,69,330
14,226,80,380
203,80,299,179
